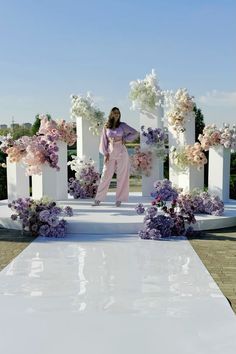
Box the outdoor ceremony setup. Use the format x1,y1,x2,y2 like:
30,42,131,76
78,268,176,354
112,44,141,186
0,70,236,353
0,70,236,235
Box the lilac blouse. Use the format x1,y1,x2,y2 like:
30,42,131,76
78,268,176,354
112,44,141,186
99,122,139,156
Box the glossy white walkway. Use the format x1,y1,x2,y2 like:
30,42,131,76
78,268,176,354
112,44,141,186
0,233,236,354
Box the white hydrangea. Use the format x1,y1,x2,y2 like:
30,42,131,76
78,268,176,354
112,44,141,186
70,92,106,135
129,69,164,112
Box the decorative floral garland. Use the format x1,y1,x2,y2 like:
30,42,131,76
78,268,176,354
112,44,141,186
67,155,100,198
129,146,153,176
164,88,195,134
198,124,236,152
141,125,168,159
70,92,106,135
170,143,207,171
129,69,164,112
9,197,73,237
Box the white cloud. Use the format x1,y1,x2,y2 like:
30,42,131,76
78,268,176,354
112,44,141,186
197,90,236,107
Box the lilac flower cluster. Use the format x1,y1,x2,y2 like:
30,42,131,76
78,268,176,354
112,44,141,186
141,126,168,158
141,126,167,145
68,157,100,199
177,191,224,216
150,179,179,201
136,202,196,240
68,177,98,199
9,198,73,237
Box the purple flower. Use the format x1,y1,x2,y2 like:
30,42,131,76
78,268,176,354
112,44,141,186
64,206,73,217
135,203,145,215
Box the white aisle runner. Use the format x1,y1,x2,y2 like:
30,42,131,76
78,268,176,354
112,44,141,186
0,234,236,354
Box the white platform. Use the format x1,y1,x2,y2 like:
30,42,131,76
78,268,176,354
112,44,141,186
1,193,236,234
0,233,236,354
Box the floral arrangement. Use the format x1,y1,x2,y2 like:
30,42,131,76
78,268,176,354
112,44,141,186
8,197,73,237
129,146,152,176
129,69,164,112
135,201,196,240
164,88,195,134
23,135,60,175
0,134,15,153
38,114,76,146
170,143,207,171
141,125,168,158
198,124,236,152
177,191,224,216
150,179,179,201
67,155,100,198
70,92,106,135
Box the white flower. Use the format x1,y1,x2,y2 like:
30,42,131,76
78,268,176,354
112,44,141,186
129,69,164,112
70,92,106,135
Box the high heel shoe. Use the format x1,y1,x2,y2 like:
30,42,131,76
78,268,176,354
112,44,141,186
91,200,101,206
115,201,121,207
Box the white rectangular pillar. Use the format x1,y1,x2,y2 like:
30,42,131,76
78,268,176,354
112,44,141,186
32,164,58,200
172,166,204,193
168,114,204,192
76,117,100,171
208,145,231,202
56,141,68,200
140,106,164,196
7,158,30,202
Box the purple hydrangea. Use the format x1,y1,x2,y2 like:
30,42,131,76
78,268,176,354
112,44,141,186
150,179,179,201
9,197,73,237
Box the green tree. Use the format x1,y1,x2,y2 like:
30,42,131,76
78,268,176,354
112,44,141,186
194,105,205,141
12,126,33,140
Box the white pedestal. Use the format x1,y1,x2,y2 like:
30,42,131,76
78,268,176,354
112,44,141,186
171,166,204,193
7,158,30,202
76,116,100,171
208,145,231,202
56,141,68,200
168,114,204,192
32,164,58,200
140,106,164,196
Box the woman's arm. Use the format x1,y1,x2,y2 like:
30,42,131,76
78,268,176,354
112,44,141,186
99,127,109,156
122,122,139,143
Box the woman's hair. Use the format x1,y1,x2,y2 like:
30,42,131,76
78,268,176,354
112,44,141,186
105,107,121,129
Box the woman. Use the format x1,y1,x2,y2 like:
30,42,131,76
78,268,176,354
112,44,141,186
92,107,139,206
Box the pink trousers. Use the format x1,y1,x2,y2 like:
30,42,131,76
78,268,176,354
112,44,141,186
95,141,130,202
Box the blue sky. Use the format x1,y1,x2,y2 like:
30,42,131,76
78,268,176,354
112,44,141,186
0,0,235,127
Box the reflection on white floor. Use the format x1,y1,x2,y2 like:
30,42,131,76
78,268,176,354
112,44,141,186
0,234,236,354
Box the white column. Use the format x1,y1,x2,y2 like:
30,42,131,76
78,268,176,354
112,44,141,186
208,145,231,202
7,158,30,202
76,117,100,171
32,164,58,200
140,106,164,196
56,141,68,200
168,114,204,192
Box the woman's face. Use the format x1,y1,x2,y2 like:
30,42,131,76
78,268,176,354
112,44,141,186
111,110,120,121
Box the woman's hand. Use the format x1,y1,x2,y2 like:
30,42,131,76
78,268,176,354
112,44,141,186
104,154,110,164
